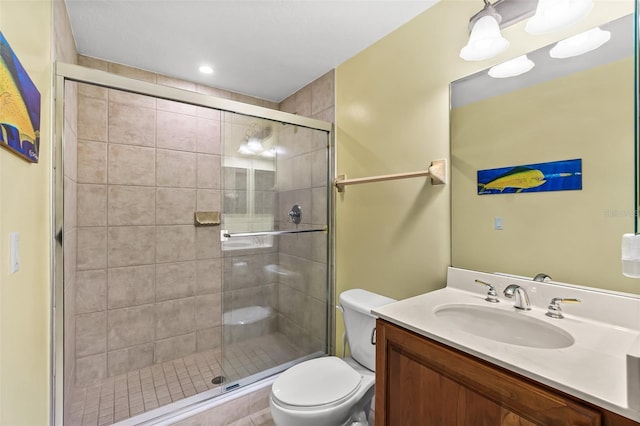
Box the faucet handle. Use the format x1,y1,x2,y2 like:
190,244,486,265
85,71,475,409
546,297,581,319
474,279,500,303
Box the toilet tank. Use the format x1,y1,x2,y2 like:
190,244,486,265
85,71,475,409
340,289,396,371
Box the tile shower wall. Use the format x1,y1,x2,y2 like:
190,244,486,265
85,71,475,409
73,84,225,385
276,70,334,353
72,56,335,385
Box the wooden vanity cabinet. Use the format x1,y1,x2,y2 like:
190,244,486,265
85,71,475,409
375,319,639,426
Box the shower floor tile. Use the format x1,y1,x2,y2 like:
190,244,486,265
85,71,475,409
65,332,306,426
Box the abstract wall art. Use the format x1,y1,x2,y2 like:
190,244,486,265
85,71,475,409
0,30,41,163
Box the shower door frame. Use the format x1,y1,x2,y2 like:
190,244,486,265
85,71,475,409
52,62,335,426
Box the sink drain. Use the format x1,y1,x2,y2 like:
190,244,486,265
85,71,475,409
211,375,226,385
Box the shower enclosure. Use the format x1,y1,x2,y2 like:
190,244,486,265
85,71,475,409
54,64,333,425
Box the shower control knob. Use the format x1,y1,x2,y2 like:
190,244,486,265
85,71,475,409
288,204,302,224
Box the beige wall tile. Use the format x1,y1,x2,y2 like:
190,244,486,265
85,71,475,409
64,228,77,296
196,154,220,189
108,144,156,186
107,265,155,309
292,154,312,190
196,327,221,352
156,261,196,302
311,127,330,151
196,117,221,155
195,227,220,260
157,75,197,92
157,99,197,116
108,102,156,147
77,227,107,271
196,85,232,99
279,94,295,114
78,55,109,71
156,225,196,263
107,343,154,377
154,333,196,364
197,106,221,121
155,298,195,340
156,149,196,188
156,188,196,225
108,63,157,83
196,189,221,212
157,110,197,152
76,311,107,357
196,259,222,295
108,186,156,226
312,106,334,124
78,96,108,142
75,353,107,386
107,304,155,350
195,293,221,329
76,270,107,314
294,84,312,117
311,70,335,116
107,226,155,268
78,140,107,184
311,187,327,226
311,149,328,188
77,184,107,227
108,89,156,108
79,82,108,100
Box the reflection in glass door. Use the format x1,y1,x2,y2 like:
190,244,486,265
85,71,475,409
220,112,330,390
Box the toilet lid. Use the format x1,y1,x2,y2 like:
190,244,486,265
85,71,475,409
272,357,362,407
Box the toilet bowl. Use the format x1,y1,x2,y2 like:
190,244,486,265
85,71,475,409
269,289,395,426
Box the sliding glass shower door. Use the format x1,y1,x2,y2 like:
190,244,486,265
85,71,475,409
219,111,330,390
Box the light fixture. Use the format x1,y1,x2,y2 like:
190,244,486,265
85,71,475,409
237,124,274,157
549,27,611,59
526,0,593,35
198,65,214,74
459,1,509,62
460,0,594,62
488,55,535,78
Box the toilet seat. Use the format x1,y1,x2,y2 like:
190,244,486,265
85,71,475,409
272,357,362,408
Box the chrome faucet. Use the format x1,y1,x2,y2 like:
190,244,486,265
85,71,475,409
533,273,552,282
503,284,531,310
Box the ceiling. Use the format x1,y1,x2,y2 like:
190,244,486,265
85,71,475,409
64,0,439,103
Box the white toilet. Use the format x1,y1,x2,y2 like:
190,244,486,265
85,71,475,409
270,289,395,426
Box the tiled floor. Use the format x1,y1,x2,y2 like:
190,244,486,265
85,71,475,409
65,333,305,426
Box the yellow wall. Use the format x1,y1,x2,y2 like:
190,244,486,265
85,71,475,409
0,0,52,424
335,0,634,352
452,58,637,294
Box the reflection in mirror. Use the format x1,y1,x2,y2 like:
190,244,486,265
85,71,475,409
450,13,638,294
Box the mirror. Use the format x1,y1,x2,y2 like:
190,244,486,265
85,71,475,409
450,13,638,294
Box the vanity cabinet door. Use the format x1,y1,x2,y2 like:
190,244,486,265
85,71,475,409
375,319,602,426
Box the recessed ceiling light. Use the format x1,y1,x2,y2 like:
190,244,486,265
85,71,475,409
199,65,214,74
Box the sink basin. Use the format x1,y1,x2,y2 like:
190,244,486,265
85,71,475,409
434,304,575,349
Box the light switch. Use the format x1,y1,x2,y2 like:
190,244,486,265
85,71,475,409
10,232,19,274
494,217,503,231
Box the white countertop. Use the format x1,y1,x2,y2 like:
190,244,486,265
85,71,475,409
372,267,640,422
